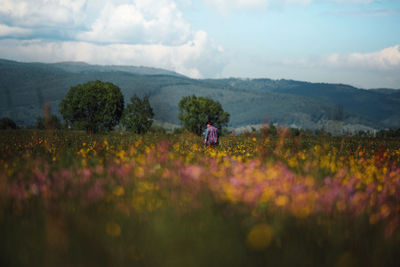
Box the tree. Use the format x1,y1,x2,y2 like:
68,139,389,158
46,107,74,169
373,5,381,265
59,81,124,133
178,95,230,135
0,117,17,129
121,94,154,134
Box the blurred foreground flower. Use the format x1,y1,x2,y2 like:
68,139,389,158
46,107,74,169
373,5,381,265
246,223,274,251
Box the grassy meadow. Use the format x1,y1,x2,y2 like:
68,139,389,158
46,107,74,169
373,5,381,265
0,129,399,267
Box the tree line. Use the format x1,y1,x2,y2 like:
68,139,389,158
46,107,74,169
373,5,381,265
3,80,400,137
1,80,230,135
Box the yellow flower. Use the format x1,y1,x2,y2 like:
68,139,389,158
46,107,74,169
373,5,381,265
106,222,121,237
275,195,289,207
113,186,125,197
246,224,274,251
260,188,275,202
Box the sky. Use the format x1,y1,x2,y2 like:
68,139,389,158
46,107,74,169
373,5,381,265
0,0,399,89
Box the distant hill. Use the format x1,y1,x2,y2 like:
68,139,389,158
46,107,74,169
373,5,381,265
50,61,185,77
1,59,399,132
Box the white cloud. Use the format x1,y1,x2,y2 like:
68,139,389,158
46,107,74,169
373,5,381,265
282,45,400,71
0,24,32,37
176,0,193,6
202,0,380,13
203,0,268,13
279,45,400,88
0,0,194,45
0,0,87,27
77,0,191,45
0,31,224,78
0,0,226,78
320,45,400,70
220,45,400,89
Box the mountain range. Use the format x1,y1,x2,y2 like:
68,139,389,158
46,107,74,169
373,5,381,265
1,58,399,133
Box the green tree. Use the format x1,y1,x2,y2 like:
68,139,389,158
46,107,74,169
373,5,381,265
121,94,154,134
59,81,124,133
0,117,17,129
178,95,230,135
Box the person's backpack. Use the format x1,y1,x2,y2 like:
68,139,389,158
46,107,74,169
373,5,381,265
208,126,219,145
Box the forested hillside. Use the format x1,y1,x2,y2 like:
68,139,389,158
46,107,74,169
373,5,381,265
1,59,399,131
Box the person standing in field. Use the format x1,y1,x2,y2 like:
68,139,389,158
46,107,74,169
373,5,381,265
203,121,219,147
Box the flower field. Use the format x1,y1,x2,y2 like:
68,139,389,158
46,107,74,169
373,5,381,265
1,129,400,267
